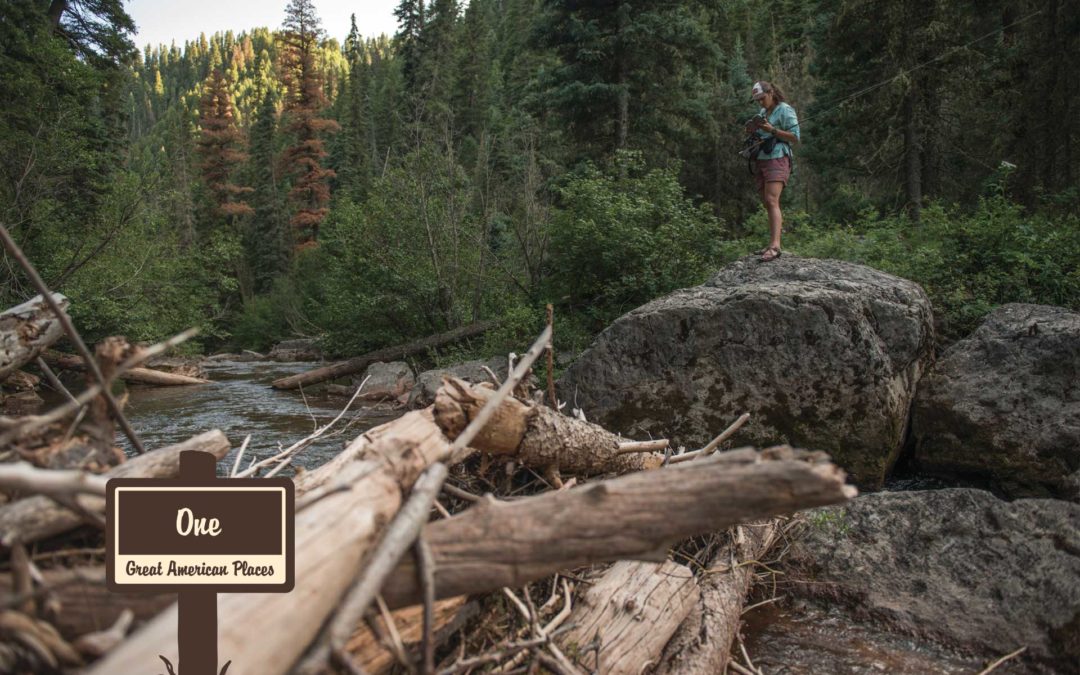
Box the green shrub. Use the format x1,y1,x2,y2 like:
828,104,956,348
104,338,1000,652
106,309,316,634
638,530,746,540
547,152,726,327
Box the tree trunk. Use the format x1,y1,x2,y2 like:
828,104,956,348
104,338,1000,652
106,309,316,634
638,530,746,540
655,520,782,674
0,566,173,641
41,351,210,385
433,377,663,475
87,410,454,675
271,320,496,390
380,447,854,609
0,430,230,547
558,561,699,674
0,294,68,383
903,90,922,222
344,597,473,674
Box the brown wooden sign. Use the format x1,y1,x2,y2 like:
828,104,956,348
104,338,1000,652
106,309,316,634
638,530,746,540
105,450,295,674
106,479,294,593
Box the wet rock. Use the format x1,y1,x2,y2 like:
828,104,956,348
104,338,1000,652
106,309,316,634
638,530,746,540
558,255,934,487
912,304,1080,501
408,357,509,408
268,339,322,362
786,488,1080,670
1,370,42,414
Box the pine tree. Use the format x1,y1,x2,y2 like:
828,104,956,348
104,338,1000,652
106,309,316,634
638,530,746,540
247,91,289,292
278,0,339,245
197,68,253,220
333,14,371,200
394,0,426,91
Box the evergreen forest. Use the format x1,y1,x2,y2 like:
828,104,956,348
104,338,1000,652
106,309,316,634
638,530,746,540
3,0,1079,359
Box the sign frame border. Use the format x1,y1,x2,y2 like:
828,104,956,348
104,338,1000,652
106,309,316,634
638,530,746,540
105,476,295,594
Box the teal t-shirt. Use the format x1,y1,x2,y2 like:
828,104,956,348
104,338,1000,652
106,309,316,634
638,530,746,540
755,102,800,160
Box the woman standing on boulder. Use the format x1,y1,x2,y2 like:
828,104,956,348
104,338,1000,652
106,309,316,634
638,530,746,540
747,81,800,262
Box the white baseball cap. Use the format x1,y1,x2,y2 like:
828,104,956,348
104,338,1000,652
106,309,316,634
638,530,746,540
751,82,767,101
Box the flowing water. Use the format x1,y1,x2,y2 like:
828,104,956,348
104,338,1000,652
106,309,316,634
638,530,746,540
113,359,403,474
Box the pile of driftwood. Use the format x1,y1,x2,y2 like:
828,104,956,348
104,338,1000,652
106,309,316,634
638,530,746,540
0,312,855,674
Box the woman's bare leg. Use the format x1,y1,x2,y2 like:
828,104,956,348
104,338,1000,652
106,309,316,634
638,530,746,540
763,180,784,250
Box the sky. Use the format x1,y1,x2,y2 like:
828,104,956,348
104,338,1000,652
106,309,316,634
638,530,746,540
125,0,400,50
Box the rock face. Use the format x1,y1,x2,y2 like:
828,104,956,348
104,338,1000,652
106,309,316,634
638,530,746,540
786,489,1080,670
408,357,510,408
558,256,934,486
913,303,1080,501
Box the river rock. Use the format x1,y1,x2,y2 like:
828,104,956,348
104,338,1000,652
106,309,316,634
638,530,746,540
786,489,1080,670
912,303,1080,501
353,361,414,401
408,357,509,408
268,338,322,362
558,255,934,487
145,356,206,380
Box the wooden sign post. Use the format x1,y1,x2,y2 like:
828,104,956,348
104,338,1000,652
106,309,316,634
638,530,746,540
106,450,295,674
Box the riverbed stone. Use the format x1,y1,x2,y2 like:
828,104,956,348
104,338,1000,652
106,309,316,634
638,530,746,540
912,303,1080,501
352,361,415,401
268,338,322,362
785,489,1080,670
557,255,935,487
408,357,509,408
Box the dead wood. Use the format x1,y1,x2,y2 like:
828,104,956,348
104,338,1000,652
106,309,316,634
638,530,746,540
0,294,68,383
87,409,454,675
655,520,783,674
271,320,497,390
0,566,171,640
557,561,700,674
433,376,663,476
381,447,854,608
344,597,472,675
41,351,210,386
0,430,230,546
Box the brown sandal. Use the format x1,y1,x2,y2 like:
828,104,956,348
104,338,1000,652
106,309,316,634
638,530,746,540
760,246,782,262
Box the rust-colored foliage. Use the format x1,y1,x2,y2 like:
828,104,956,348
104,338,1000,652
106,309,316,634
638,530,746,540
278,0,339,247
197,69,254,217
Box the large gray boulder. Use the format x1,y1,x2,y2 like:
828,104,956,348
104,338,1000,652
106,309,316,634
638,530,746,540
913,303,1080,501
268,338,322,362
787,489,1080,670
558,256,934,487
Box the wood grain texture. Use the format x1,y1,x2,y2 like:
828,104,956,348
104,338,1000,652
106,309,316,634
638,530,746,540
558,561,699,674
381,447,852,608
0,293,68,382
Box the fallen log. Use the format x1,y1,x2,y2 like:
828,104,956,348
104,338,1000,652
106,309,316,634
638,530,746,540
271,319,496,390
41,351,210,385
344,597,472,674
0,430,230,546
557,561,699,674
655,520,783,674
0,566,171,641
433,376,663,475
0,293,68,383
88,409,454,675
381,446,854,608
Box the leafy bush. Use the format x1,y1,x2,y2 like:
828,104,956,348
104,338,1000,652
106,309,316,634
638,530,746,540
547,152,726,327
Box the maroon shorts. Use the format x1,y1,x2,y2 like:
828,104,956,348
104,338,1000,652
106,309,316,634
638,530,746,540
754,156,792,191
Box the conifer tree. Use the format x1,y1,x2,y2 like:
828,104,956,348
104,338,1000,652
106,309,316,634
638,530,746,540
278,0,339,245
247,91,289,292
197,69,253,218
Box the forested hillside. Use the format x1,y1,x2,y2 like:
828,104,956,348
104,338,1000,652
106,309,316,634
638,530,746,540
2,0,1078,357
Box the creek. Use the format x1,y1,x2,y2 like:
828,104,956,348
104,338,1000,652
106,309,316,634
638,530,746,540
114,359,403,474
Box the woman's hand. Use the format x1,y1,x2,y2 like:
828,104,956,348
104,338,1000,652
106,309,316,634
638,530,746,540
764,122,777,135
